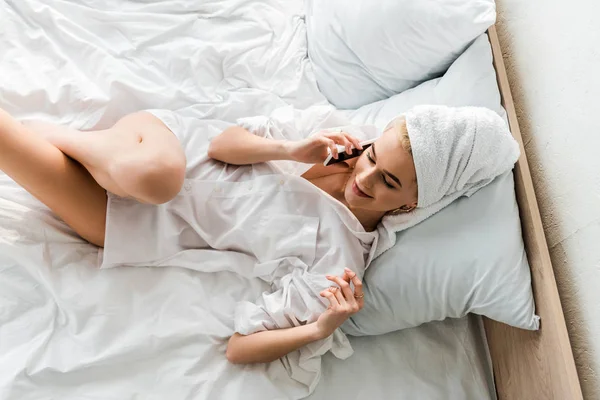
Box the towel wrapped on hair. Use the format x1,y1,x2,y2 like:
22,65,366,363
375,105,520,258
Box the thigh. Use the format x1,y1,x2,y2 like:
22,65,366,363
52,111,186,204
0,109,107,246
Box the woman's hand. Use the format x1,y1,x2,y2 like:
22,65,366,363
316,268,365,338
226,268,364,364
285,130,362,164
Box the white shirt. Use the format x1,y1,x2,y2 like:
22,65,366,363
99,108,379,390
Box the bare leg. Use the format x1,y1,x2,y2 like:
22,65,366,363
0,109,107,246
26,112,186,205
1,110,185,247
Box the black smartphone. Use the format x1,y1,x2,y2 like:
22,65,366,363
323,138,376,166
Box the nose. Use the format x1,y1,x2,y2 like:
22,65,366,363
357,165,377,188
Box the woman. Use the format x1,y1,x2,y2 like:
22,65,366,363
0,107,418,365
0,104,517,368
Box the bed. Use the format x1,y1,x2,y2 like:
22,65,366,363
0,1,581,399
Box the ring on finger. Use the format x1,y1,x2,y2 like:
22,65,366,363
329,286,338,292
353,293,364,299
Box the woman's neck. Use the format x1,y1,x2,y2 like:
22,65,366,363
347,206,385,232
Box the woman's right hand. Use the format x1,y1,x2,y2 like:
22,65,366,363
315,268,365,339
285,130,362,164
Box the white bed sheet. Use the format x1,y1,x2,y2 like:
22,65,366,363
0,1,495,398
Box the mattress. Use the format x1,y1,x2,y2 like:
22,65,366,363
0,1,495,399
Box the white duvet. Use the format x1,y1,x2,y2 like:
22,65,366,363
0,1,499,399
0,0,367,398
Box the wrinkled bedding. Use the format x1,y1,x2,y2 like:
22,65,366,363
0,1,495,399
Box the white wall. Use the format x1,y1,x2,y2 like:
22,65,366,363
495,0,600,397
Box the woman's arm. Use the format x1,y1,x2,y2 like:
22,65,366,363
226,270,364,364
208,126,289,165
226,323,324,364
208,126,362,166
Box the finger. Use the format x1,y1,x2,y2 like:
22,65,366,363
330,286,347,306
337,134,353,154
337,272,360,312
341,270,353,283
343,268,357,283
327,274,353,301
319,291,334,309
343,133,363,151
324,133,352,155
344,268,364,304
322,137,338,159
320,290,340,308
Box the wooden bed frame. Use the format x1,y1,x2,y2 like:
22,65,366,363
483,26,583,399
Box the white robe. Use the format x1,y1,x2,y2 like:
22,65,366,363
98,107,379,391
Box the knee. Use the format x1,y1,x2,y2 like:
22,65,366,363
117,151,186,205
139,155,186,204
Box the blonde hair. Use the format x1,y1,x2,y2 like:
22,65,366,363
386,116,418,202
385,116,412,155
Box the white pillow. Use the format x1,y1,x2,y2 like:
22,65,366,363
305,0,496,109
341,34,539,336
346,34,506,125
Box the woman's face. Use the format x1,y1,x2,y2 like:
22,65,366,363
344,126,418,213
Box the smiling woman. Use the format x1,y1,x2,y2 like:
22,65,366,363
344,118,418,216
0,102,519,374
208,105,519,368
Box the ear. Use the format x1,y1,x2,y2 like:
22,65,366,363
400,202,417,212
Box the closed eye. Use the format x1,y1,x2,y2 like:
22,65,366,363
368,151,395,189
367,152,375,164
382,175,394,189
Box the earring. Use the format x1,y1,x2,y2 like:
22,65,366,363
389,206,414,215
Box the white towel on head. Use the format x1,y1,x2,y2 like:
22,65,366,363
373,105,520,259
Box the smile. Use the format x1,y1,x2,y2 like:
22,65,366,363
352,179,372,198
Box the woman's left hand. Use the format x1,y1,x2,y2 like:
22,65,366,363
316,268,364,338
285,130,362,164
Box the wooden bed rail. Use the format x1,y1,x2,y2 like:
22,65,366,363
482,25,582,400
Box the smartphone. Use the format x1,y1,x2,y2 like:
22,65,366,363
323,138,377,166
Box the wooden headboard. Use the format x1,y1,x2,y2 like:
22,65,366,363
483,26,583,400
